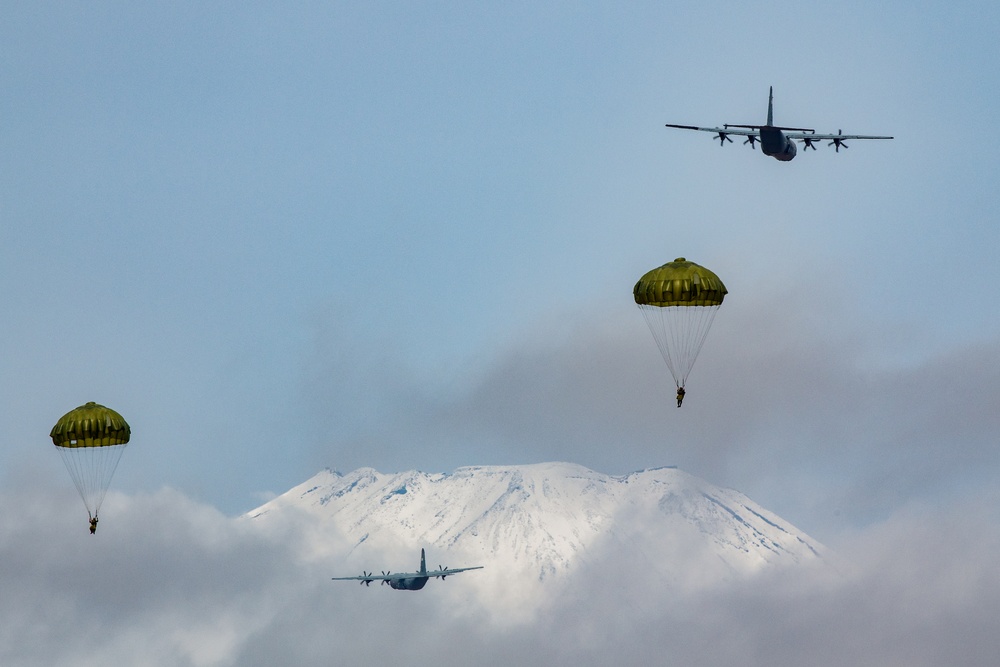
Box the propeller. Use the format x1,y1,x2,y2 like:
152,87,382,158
829,129,848,152
799,136,819,150
437,565,449,580
714,131,733,146
743,135,758,150
380,570,391,586
360,570,374,586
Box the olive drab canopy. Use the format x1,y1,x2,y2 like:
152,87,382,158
634,258,727,390
50,402,131,519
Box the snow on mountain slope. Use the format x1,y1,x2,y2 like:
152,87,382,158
248,462,825,592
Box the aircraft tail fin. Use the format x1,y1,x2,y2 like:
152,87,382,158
420,548,426,575
767,86,774,126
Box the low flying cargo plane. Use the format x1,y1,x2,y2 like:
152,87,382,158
664,87,893,161
331,548,484,591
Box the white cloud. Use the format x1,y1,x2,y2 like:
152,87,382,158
4,482,1000,666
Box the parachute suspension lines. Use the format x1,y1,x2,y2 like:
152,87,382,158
638,302,721,388
55,441,127,519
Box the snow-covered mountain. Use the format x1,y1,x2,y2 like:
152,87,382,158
248,462,825,595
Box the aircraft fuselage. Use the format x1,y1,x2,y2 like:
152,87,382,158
387,576,428,590
759,126,797,161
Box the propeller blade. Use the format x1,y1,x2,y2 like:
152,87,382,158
743,135,758,149
828,129,848,152
715,131,733,146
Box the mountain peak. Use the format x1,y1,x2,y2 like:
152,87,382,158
249,462,824,589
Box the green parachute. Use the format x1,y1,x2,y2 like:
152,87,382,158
634,258,727,391
50,402,131,521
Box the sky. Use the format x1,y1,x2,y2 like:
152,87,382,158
2,1,1000,664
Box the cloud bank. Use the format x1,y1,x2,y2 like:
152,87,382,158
3,481,1000,666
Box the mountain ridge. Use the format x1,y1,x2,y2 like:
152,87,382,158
249,461,825,587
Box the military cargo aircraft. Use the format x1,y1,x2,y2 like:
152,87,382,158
664,87,893,161
331,548,484,591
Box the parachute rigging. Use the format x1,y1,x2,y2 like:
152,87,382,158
633,257,727,392
50,402,131,521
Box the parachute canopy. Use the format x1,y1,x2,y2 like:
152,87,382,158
51,401,131,448
634,258,727,390
50,402,131,519
633,257,727,307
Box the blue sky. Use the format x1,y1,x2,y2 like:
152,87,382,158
3,1,1000,533
4,2,1000,664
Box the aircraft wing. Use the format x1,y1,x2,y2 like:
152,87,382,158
331,571,414,583
783,131,893,140
426,565,485,578
664,123,758,137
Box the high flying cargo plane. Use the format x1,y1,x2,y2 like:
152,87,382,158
331,548,484,591
664,87,893,161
